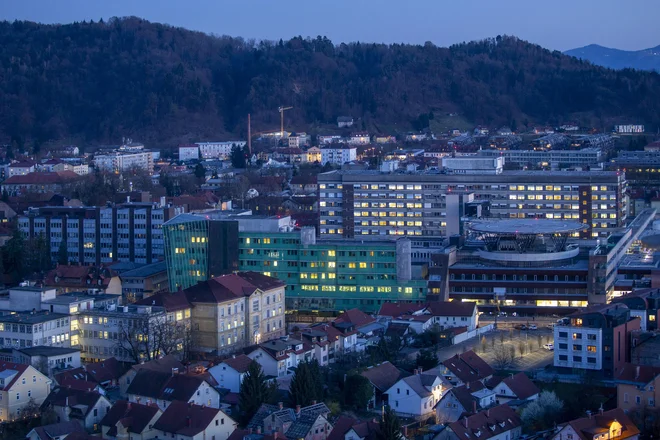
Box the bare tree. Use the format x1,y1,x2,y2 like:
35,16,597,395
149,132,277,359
521,391,564,431
480,336,487,354
116,314,196,363
518,341,526,358
492,344,515,369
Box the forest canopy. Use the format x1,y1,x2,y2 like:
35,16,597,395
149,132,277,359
0,18,658,147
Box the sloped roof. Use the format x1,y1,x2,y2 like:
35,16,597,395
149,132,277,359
228,429,277,440
85,357,125,383
42,387,105,416
126,369,207,402
222,354,255,373
153,401,226,437
361,361,406,392
29,420,85,440
615,363,660,385
449,405,521,440
426,301,476,317
57,377,99,392
335,309,376,329
130,355,185,374
326,416,359,440
378,302,426,318
400,374,438,398
442,350,494,383
100,400,160,435
135,290,191,312
497,373,540,400
0,362,29,390
563,408,639,440
185,272,284,304
3,170,79,184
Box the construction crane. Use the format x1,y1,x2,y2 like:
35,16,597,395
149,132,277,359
278,106,293,139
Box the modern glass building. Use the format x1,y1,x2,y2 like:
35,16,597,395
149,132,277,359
163,213,428,313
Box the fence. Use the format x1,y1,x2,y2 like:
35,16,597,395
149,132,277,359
453,323,495,345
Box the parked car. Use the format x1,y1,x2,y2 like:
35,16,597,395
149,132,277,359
515,324,527,330
543,343,554,351
528,324,538,330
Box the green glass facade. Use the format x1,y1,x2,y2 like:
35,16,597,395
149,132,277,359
237,232,427,313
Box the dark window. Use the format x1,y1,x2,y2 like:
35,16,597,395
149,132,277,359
573,356,582,362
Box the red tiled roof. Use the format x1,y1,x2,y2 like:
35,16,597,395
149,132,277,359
101,400,161,435
153,401,226,437
228,429,276,440
378,302,426,317
3,171,79,184
442,350,493,383
335,308,375,329
135,290,191,312
563,408,639,440
361,362,406,392
615,363,660,384
185,272,284,304
42,387,105,417
9,160,35,168
84,357,125,383
222,354,255,374
426,301,476,317
326,417,359,440
497,373,540,400
57,377,99,392
0,362,29,390
449,405,521,440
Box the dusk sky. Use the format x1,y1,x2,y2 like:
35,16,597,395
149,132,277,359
2,0,659,52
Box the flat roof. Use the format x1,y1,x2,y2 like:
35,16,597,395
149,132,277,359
120,261,167,278
469,219,587,235
15,346,80,356
42,292,120,305
0,311,68,324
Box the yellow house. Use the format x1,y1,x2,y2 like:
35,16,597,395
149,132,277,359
306,147,322,163
0,362,52,422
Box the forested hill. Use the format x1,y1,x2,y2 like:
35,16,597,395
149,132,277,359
1,17,659,147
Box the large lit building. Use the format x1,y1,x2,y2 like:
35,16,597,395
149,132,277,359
94,150,155,174
18,203,184,265
163,213,427,313
478,148,603,168
318,168,627,239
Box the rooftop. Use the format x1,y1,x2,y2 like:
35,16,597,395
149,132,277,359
15,346,80,357
119,261,167,278
469,219,587,235
0,311,68,324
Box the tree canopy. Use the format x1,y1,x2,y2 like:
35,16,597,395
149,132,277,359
239,361,276,426
1,19,659,148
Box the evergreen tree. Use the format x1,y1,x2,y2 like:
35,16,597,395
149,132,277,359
379,406,403,440
29,233,51,273
4,229,25,278
415,348,439,370
193,163,206,180
343,374,373,410
289,360,322,407
57,240,68,266
230,145,246,168
239,361,275,426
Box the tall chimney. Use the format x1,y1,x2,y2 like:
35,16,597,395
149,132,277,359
278,401,283,410
463,417,468,428
295,405,301,416
472,401,476,414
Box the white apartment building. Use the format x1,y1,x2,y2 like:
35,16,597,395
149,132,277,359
94,151,154,174
0,312,71,350
318,169,626,239
19,203,184,265
196,141,246,159
321,146,357,166
179,145,200,161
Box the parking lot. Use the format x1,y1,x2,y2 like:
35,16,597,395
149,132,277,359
436,327,555,371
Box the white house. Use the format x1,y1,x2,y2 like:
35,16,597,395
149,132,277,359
13,347,81,375
550,408,639,440
337,117,354,128
385,370,447,419
488,373,539,403
126,369,220,410
435,405,522,440
8,161,36,178
153,401,236,440
100,400,162,440
0,362,52,422
26,420,86,440
435,382,496,423
41,387,112,431
347,133,370,145
208,354,254,393
378,301,479,332
246,346,289,378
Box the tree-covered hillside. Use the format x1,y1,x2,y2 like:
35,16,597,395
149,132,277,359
1,17,659,147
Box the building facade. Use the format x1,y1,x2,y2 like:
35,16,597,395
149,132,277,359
321,146,357,166
196,141,247,159
94,151,154,174
18,203,184,265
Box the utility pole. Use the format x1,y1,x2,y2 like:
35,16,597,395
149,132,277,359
247,113,252,155
278,106,293,140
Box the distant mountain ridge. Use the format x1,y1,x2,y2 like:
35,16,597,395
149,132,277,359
564,44,660,71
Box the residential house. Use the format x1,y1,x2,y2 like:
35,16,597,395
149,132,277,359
337,117,354,128
550,408,639,440
328,417,381,440
347,133,370,145
125,368,220,410
245,344,288,378
616,363,660,419
288,133,311,149
378,301,479,332
306,147,322,163
208,354,255,393
100,400,162,440
474,127,490,136
8,161,36,177
248,402,332,440
290,175,318,194
486,373,540,404
43,265,122,295
318,135,343,145
435,405,522,440
296,329,331,367
0,362,52,422
227,429,277,440
438,351,494,386
56,357,125,389
385,369,447,420
308,322,358,362
391,315,434,334
274,148,307,164
26,420,86,440
41,387,112,431
12,347,81,375
360,361,408,409
435,382,496,423
118,355,184,397
152,401,236,440
374,135,396,144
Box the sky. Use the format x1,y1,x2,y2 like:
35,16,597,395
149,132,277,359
2,0,659,52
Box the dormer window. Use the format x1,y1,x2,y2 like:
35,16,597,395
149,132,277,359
474,430,481,438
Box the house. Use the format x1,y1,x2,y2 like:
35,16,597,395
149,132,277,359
290,175,318,194
12,347,81,375
318,136,343,145
152,401,236,440
486,373,540,403
550,408,639,440
374,135,396,144
337,117,354,128
497,127,513,136
8,160,36,177
306,147,322,163
41,387,112,430
118,355,184,397
26,420,86,440
296,329,331,367
391,315,435,334
385,369,447,420
435,405,522,440
100,400,162,440
309,322,358,360
616,363,660,418
43,265,122,295
327,416,382,440
209,354,255,393
125,368,220,410
435,382,496,423
1,171,79,196
320,145,357,166
438,351,494,386
246,337,313,378
474,127,489,136
0,362,52,422
347,133,370,145
56,357,125,390
360,361,408,409
248,402,332,440
227,429,277,440
334,309,376,333
378,301,479,332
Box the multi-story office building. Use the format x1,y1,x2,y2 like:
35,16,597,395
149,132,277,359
611,150,660,186
94,150,154,174
479,148,603,168
318,168,627,239
18,203,184,265
553,303,640,378
163,213,427,313
119,261,169,303
0,312,71,350
178,145,200,161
